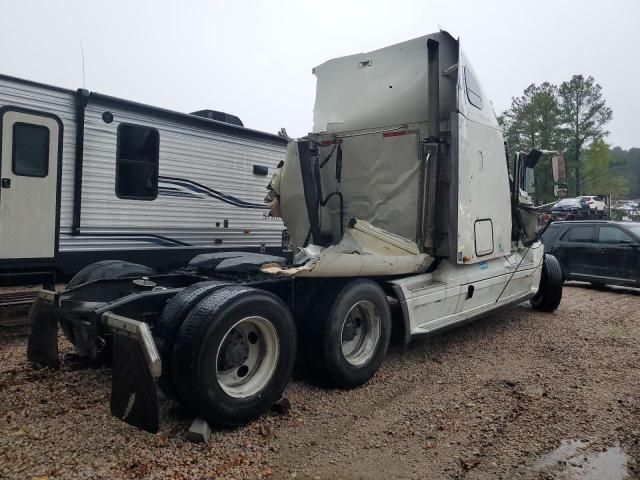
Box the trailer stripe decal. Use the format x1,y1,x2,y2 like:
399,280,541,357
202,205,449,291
63,232,191,247
158,176,268,209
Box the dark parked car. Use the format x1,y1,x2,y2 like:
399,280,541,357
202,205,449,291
551,198,584,220
542,221,640,287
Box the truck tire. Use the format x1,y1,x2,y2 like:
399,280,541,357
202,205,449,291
82,261,156,283
530,254,563,312
155,281,230,398
65,260,124,289
66,260,156,289
172,286,297,426
61,261,157,351
307,279,392,389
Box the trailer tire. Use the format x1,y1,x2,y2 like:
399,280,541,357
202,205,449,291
307,279,392,389
156,281,230,398
172,286,296,426
530,254,563,312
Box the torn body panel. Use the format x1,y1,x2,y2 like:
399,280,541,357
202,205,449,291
268,29,529,278
261,219,432,278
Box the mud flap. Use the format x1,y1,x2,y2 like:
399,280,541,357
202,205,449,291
110,334,160,433
26,292,60,369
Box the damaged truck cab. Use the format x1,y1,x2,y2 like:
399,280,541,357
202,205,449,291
28,31,564,433
271,33,514,271
266,31,562,336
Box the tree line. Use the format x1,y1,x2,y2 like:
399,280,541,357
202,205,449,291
499,75,638,204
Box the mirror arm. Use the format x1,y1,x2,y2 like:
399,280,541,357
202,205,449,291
519,200,557,212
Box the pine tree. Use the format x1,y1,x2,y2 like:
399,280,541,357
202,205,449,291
502,82,562,202
582,139,628,197
558,75,613,196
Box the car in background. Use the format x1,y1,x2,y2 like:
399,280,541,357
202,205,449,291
551,198,583,220
542,221,640,287
578,195,606,213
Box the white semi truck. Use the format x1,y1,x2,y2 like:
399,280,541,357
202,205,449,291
27,31,566,433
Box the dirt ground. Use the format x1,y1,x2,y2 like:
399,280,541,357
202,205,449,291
1,284,639,480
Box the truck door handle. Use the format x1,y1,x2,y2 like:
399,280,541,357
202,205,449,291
1,178,10,188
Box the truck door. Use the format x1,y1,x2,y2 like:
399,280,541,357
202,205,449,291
0,109,62,262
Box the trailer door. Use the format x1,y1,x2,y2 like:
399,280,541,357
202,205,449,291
0,109,61,261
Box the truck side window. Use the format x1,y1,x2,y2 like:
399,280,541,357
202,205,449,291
116,124,159,200
12,122,49,177
598,227,633,244
464,67,483,110
563,226,597,243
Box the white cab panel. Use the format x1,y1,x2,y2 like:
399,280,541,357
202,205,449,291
389,245,543,337
456,114,511,264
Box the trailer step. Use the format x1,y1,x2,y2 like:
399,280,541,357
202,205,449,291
0,290,38,307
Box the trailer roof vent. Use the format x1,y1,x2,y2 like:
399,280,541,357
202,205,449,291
190,110,243,127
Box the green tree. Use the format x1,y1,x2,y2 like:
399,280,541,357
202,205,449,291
558,75,613,196
581,139,628,197
610,147,640,198
502,82,563,202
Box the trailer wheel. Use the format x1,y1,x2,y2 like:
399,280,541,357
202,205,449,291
155,281,230,398
308,279,392,388
172,286,296,426
530,254,563,312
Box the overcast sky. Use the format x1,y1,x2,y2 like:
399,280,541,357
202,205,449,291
0,0,637,147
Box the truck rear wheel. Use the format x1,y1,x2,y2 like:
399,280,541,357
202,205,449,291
172,286,296,426
61,260,157,350
155,281,229,398
66,260,157,289
308,279,392,388
530,254,563,312
65,260,123,289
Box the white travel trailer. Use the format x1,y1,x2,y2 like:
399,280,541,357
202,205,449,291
0,75,287,285
29,31,566,434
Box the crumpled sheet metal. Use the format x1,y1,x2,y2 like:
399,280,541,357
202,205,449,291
261,251,431,278
262,219,432,278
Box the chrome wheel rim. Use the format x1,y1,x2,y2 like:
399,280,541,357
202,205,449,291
340,300,381,366
216,316,279,398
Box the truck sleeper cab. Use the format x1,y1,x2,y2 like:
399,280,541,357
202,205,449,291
27,31,564,433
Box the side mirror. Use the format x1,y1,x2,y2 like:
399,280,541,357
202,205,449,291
552,154,568,198
525,148,543,168
552,154,566,183
554,185,568,198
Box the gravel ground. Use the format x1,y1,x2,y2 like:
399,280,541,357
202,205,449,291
1,284,639,479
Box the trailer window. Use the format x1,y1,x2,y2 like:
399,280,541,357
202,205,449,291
116,124,159,200
464,67,483,110
12,123,49,177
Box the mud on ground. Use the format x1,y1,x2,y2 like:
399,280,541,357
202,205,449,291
1,284,639,479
